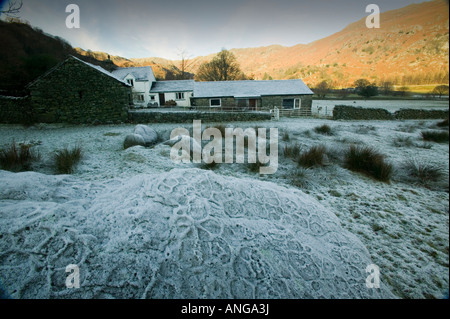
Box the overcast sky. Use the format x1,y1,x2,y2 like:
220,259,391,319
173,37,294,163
1,0,436,59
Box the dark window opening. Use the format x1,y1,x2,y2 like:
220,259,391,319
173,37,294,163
282,99,294,109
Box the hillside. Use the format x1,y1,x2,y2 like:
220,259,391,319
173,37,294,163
0,19,117,95
129,0,449,87
1,1,448,90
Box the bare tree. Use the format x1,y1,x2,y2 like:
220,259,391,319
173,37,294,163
1,0,23,17
176,49,198,80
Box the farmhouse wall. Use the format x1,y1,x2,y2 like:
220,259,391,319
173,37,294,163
0,96,32,124
28,57,131,124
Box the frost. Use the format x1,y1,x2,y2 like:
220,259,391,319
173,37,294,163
0,168,394,299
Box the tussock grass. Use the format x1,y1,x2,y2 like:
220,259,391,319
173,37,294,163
287,167,311,189
421,130,449,143
403,159,444,185
0,140,40,172
314,124,334,135
283,142,301,161
436,118,449,128
298,145,327,168
344,145,392,182
392,136,415,148
54,146,82,174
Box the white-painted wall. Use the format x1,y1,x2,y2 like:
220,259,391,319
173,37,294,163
150,92,193,107
124,74,154,108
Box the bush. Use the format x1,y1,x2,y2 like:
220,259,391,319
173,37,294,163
0,140,39,172
314,124,333,135
164,100,177,107
344,145,392,182
298,145,327,168
403,159,444,185
54,146,82,174
282,131,290,142
421,130,449,143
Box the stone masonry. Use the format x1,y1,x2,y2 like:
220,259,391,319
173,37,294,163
27,56,131,124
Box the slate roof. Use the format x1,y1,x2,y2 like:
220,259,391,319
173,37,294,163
27,55,131,88
150,80,195,93
193,79,313,98
111,66,156,82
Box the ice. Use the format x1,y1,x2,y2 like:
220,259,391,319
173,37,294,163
0,168,394,299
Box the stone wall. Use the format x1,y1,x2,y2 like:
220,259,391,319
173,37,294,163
128,110,272,123
28,57,131,124
394,108,449,120
333,105,449,120
0,96,32,124
333,105,394,120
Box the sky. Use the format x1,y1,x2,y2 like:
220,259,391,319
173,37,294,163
0,0,437,60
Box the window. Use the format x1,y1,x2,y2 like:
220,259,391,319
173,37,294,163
150,95,155,101
175,92,185,100
127,79,134,86
137,94,145,102
210,98,221,107
294,99,301,109
282,99,294,109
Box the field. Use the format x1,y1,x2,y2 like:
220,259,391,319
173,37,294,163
0,117,448,299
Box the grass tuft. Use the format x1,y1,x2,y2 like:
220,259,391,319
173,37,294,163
421,130,449,143
298,145,327,168
283,142,301,161
0,140,40,172
403,159,444,185
54,146,82,174
314,124,334,135
344,145,392,182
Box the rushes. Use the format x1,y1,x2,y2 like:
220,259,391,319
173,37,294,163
0,140,40,172
344,145,392,182
298,145,327,168
403,159,444,185
54,146,82,174
421,130,449,143
314,124,334,136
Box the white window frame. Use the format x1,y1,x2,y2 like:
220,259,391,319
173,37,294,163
175,92,185,100
150,95,156,101
127,78,134,86
294,98,301,109
210,98,221,107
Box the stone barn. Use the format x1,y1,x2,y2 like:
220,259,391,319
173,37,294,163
26,55,132,124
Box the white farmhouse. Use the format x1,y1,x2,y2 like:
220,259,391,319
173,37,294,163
112,66,156,108
150,80,194,107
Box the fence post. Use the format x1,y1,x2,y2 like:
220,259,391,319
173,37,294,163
273,106,280,121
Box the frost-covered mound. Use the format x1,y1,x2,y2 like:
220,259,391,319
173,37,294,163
0,169,394,299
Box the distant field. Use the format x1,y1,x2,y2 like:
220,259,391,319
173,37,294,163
396,84,448,94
